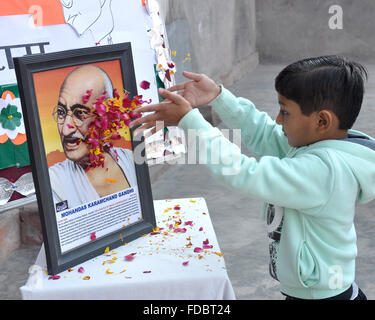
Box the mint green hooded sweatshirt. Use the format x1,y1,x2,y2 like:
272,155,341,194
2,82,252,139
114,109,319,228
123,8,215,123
178,87,375,299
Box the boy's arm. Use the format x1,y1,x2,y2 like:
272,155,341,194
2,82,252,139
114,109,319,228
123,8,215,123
210,86,291,158
179,109,332,212
130,89,331,211
168,72,291,158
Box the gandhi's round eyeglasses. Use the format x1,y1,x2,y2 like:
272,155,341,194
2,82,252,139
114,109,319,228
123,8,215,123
52,105,93,126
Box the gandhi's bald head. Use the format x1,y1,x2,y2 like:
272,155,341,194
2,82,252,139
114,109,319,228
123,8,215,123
60,65,113,100
56,65,113,164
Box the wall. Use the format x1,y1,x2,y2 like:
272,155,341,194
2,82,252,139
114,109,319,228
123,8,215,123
256,0,375,64
159,0,259,87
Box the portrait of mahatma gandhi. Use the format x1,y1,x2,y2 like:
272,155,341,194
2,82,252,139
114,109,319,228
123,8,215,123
49,64,138,209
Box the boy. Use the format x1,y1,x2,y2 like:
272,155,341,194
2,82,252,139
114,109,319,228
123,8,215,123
130,56,375,300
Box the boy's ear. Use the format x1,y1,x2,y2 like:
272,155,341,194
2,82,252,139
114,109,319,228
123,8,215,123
316,110,333,131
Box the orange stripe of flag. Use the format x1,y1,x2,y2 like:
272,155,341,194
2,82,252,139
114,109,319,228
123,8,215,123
0,0,65,26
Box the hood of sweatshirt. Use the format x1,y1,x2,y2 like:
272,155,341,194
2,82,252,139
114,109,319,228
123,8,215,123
311,129,375,205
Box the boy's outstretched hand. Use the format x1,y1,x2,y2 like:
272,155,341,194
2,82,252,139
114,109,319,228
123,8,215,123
169,71,221,107
129,88,193,137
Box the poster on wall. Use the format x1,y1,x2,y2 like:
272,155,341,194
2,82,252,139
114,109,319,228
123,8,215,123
14,43,156,274
0,0,186,208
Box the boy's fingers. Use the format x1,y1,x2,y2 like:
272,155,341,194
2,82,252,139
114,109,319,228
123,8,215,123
168,83,186,92
159,88,186,104
134,104,161,114
130,112,158,128
182,71,202,81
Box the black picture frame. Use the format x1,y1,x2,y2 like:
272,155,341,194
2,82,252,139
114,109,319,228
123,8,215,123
13,43,156,275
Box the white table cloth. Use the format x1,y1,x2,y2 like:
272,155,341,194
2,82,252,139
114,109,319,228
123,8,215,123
20,198,236,300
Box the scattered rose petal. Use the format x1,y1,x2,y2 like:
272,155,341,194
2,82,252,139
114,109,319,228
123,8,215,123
90,232,96,241
174,228,187,233
203,244,213,249
199,227,203,231
78,267,85,273
125,253,136,261
194,247,202,253
203,239,209,245
140,80,150,90
165,69,171,82
184,221,193,226
82,89,92,104
143,271,152,274
48,275,60,280
182,261,189,266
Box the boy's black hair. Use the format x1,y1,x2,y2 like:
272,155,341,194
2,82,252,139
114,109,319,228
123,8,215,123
275,55,368,130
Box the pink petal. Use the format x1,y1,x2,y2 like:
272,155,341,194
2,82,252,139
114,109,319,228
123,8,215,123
82,90,92,104
125,254,136,261
48,275,60,280
90,232,96,241
182,261,189,266
203,245,213,249
78,267,85,273
165,69,171,82
174,206,181,210
194,247,202,253
143,271,152,274
203,238,209,245
110,132,121,140
140,80,150,90
184,221,193,226
199,227,203,231
113,88,120,99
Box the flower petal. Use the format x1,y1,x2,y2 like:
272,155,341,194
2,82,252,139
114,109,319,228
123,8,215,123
140,80,151,90
78,267,85,273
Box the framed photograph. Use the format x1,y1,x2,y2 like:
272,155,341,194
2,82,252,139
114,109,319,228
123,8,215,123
14,43,156,275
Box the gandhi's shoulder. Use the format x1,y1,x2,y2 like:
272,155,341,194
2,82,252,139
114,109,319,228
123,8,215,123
49,159,73,177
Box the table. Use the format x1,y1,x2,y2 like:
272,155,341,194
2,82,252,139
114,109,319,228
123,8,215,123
20,198,236,300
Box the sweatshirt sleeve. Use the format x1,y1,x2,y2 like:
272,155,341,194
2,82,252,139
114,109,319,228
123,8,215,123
209,86,292,158
178,109,333,212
